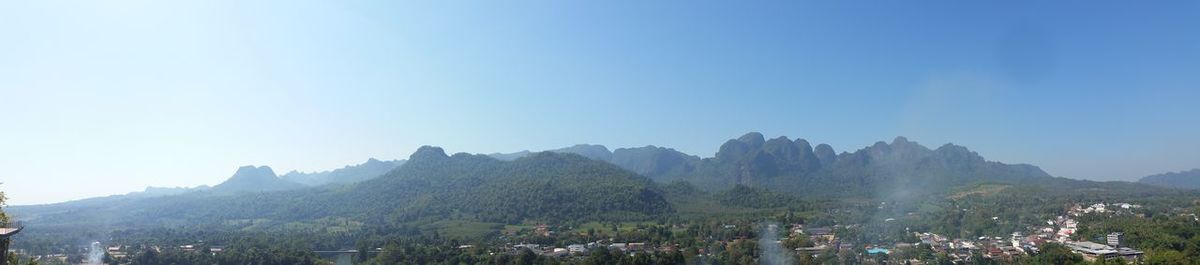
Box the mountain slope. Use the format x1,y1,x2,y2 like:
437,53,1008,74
344,146,672,223
210,166,304,193
1139,169,1200,189
14,146,674,235
486,144,700,182
475,133,1059,198
629,133,1057,199
281,158,405,186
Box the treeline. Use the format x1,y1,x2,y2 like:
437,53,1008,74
112,247,326,265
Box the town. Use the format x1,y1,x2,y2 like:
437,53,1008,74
9,201,1158,265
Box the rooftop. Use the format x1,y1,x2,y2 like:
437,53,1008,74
0,227,21,237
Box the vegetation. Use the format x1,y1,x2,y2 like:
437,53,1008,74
6,134,1200,264
1,183,7,226
1139,168,1200,190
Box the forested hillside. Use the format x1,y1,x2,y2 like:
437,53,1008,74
486,133,1112,201
1139,169,1200,189
10,147,674,245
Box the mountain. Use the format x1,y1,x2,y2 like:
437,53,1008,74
620,133,1057,200
551,144,613,161
609,146,700,180
480,133,1056,199
487,150,531,161
487,144,612,161
281,158,406,186
12,146,673,234
487,144,700,181
340,146,672,223
1139,169,1200,189
210,165,305,193
134,186,209,197
10,135,1185,252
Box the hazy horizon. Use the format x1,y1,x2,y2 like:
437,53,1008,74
3,0,1199,205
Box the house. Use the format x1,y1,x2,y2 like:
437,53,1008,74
567,244,587,254
657,245,678,253
548,248,570,257
627,243,648,252
796,245,828,256
803,227,836,243
790,224,805,235
106,246,129,259
513,244,541,252
609,243,627,252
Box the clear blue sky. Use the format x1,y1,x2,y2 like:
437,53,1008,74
2,1,1198,205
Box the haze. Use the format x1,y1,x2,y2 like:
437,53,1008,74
2,0,1198,205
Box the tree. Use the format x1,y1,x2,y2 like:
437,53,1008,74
1,183,8,225
1032,243,1084,265
1145,250,1185,265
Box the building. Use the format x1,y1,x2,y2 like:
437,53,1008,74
567,244,587,254
1065,241,1116,262
1114,247,1145,263
804,227,836,243
795,245,828,256
1065,241,1143,262
513,244,541,252
535,224,552,236
1107,233,1123,246
609,243,627,252
0,227,23,265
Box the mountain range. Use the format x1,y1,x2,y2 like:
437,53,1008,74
281,158,406,186
489,133,1053,199
9,132,1181,245
1139,169,1200,189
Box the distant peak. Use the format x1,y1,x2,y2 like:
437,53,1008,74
892,136,910,145
570,143,606,148
871,141,890,149
234,165,276,177
934,143,977,158
815,144,834,153
410,146,449,161
936,143,966,151
737,132,766,147
793,138,812,149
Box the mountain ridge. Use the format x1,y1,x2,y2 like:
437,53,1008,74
281,158,406,186
485,133,1053,198
210,165,305,193
1139,169,1200,189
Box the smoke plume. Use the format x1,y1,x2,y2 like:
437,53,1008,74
758,222,793,265
86,241,104,265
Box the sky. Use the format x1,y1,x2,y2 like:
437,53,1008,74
1,0,1198,205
